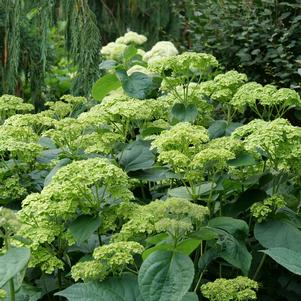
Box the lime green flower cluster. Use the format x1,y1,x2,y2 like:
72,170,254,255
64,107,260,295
201,276,259,301
0,124,42,161
0,207,21,237
45,95,87,119
4,113,54,134
151,122,209,171
203,71,248,104
251,195,286,223
230,82,301,119
191,136,243,177
71,241,144,281
232,118,301,170
18,158,133,273
0,289,6,300
149,52,218,92
149,52,218,77
28,246,64,274
0,94,34,123
115,197,209,241
0,175,27,205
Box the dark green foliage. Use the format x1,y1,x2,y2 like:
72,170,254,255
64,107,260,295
189,0,301,90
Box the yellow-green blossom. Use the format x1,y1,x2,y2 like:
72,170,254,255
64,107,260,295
71,260,109,282
0,94,34,123
251,195,286,223
93,241,144,270
28,247,64,274
115,198,209,241
0,289,6,299
0,207,21,236
201,276,259,301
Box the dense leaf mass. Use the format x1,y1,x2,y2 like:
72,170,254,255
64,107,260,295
1,31,301,301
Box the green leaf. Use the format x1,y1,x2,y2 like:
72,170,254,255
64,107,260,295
142,244,174,260
68,215,101,243
168,183,214,200
208,120,241,139
261,248,301,275
92,73,121,101
44,158,71,187
123,45,138,62
208,120,227,139
181,292,199,301
190,227,219,241
138,250,194,301
121,72,162,99
228,151,257,167
99,60,116,70
0,247,30,288
119,140,155,172
176,239,201,255
223,189,267,217
208,217,249,240
146,233,169,245
128,166,178,181
55,274,143,301
171,103,198,123
254,220,301,252
217,233,252,275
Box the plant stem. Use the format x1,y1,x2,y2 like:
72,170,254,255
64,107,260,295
193,271,204,292
253,253,266,280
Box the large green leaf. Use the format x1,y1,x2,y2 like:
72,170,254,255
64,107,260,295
208,217,249,240
262,248,301,276
120,72,162,99
55,274,143,301
128,166,178,181
217,233,252,275
0,248,30,288
208,120,241,139
138,250,194,301
119,140,155,172
92,73,121,101
181,292,199,301
171,103,198,123
254,220,301,252
68,215,101,243
228,151,257,167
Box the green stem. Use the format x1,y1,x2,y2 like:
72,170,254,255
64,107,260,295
193,270,205,293
253,253,266,280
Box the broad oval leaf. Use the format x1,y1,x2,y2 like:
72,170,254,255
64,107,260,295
181,292,199,301
138,250,194,301
55,274,143,301
0,247,30,288
92,73,121,101
121,72,162,99
228,151,257,167
254,219,301,252
208,216,249,240
119,140,155,172
261,248,301,276
171,103,198,123
69,215,101,243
